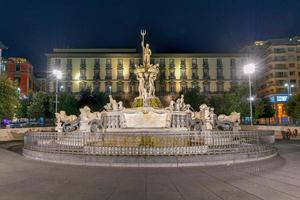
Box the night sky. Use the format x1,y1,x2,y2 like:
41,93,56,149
1,0,300,71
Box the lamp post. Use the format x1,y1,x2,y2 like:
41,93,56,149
52,69,62,113
244,63,255,126
284,83,294,96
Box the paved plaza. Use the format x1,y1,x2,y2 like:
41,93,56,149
0,140,299,200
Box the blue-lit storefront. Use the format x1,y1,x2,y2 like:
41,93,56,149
269,94,289,124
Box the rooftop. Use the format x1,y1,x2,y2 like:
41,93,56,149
47,48,243,57
53,48,137,53
254,36,300,46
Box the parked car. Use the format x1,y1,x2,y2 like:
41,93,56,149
9,122,21,128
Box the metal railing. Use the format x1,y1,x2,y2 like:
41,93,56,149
24,131,276,157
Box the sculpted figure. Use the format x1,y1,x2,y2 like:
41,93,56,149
55,111,77,123
217,112,240,124
148,73,156,97
79,106,101,121
144,44,151,66
169,100,175,111
140,29,151,67
112,100,118,111
118,101,123,110
183,104,192,112
104,95,114,111
79,107,88,121
179,94,185,109
137,72,145,97
143,88,149,107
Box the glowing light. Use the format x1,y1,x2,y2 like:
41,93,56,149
243,63,255,74
52,69,62,79
74,73,80,80
249,97,255,101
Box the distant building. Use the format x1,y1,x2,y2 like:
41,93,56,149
34,71,47,92
46,48,246,99
0,41,7,75
243,36,300,122
7,57,35,96
0,57,7,74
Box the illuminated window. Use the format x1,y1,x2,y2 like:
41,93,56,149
203,82,210,93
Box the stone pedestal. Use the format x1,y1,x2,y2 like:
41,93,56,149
55,123,63,133
233,123,241,131
79,121,90,132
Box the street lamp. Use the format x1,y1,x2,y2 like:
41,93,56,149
244,63,255,126
284,83,294,96
109,85,112,95
52,69,62,113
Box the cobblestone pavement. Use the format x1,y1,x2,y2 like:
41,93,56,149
0,140,299,200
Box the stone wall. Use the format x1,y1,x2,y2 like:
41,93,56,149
242,125,300,140
0,127,54,141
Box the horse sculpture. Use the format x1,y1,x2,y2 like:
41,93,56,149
217,112,240,124
216,112,241,131
55,111,77,123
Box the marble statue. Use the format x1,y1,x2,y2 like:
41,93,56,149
55,111,78,133
167,100,175,111
112,100,118,111
179,95,185,110
104,95,124,112
79,106,101,121
118,101,124,111
217,111,241,130
196,104,215,130
143,88,149,107
136,72,145,97
104,95,114,111
55,111,77,123
175,99,181,111
141,29,151,67
148,72,156,97
171,95,191,112
134,29,160,105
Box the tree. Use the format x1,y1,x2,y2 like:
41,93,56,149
0,75,19,122
219,84,249,117
209,95,226,115
49,93,79,115
27,92,50,118
180,88,208,111
261,98,275,118
16,98,31,118
78,89,108,112
58,93,79,115
253,98,265,120
286,93,300,119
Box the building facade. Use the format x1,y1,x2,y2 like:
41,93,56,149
244,36,300,122
7,57,35,96
0,41,7,75
34,71,47,92
46,49,246,98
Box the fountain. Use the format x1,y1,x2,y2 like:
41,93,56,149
23,31,277,167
